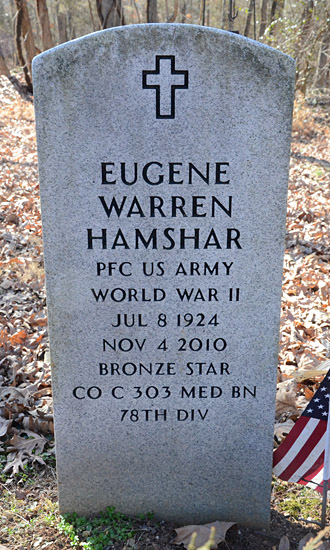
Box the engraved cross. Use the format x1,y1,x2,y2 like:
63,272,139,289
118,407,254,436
142,55,189,119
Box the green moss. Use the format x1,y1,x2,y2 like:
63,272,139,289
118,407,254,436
274,480,322,521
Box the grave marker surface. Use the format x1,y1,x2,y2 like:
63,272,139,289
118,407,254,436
33,24,295,528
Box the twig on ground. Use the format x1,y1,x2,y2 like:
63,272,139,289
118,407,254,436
298,518,323,526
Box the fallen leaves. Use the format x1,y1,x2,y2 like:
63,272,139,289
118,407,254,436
0,76,53,472
275,99,330,443
0,417,11,437
279,526,330,549
4,430,48,474
10,330,28,345
276,379,299,418
174,522,235,549
291,359,330,383
274,419,295,446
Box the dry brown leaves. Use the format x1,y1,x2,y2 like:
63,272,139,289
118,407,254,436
276,96,330,440
174,522,235,549
279,527,330,549
0,77,329,470
0,76,53,473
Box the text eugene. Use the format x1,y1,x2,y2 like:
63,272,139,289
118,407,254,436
86,161,243,251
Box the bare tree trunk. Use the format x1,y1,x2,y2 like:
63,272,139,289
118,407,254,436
88,0,98,31
15,2,32,90
315,33,330,89
167,0,179,22
300,0,314,39
146,0,158,22
0,46,10,77
294,0,314,61
48,0,57,44
165,0,169,20
202,0,206,24
181,0,186,22
1,5,15,70
35,0,53,50
14,0,36,92
14,0,37,65
67,11,75,39
0,44,33,100
269,0,285,35
295,0,315,93
269,0,277,30
199,0,203,24
97,0,124,28
244,0,253,36
9,0,17,66
57,12,68,43
227,0,237,30
221,0,227,28
131,0,141,22
258,0,268,38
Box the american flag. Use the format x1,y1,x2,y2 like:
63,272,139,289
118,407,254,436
273,369,330,494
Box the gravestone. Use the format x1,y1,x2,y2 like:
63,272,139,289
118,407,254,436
32,24,295,528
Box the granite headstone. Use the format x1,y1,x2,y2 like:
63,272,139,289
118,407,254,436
32,24,295,528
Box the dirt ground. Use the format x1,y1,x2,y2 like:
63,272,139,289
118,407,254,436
1,470,330,549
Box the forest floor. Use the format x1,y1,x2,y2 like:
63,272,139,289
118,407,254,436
0,75,330,550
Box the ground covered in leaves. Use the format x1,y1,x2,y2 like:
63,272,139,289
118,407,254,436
0,75,329,549
1,472,330,549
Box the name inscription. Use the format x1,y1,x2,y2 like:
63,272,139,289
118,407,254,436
72,159,257,422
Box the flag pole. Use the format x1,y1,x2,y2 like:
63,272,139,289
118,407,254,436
321,396,330,528
321,480,328,528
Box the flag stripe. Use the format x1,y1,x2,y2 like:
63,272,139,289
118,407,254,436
284,432,326,482
275,421,325,481
307,471,323,489
273,415,310,467
273,418,321,476
298,461,324,491
303,453,324,482
306,462,324,490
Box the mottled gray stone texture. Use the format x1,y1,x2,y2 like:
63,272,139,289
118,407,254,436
33,24,295,528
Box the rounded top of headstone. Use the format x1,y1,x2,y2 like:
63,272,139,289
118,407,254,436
32,23,295,81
